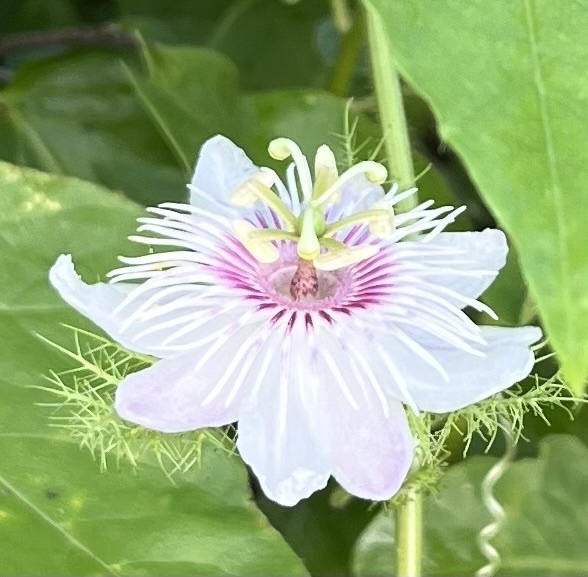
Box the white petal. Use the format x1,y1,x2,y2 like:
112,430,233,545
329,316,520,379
425,229,508,299
190,135,259,206
310,332,414,501
380,325,542,413
237,332,331,507
49,254,232,358
115,324,262,432
49,254,148,352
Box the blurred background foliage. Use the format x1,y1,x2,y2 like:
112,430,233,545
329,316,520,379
1,0,587,575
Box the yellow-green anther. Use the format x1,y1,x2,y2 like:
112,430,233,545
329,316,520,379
369,213,395,238
368,202,395,238
319,237,348,252
230,171,276,205
248,229,300,243
229,173,297,232
313,145,339,200
230,180,260,206
297,209,321,260
314,245,380,271
233,220,280,263
324,209,391,237
312,161,388,207
268,137,313,201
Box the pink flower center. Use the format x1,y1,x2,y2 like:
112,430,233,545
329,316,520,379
257,255,351,312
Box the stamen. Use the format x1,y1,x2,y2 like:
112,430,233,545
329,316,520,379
229,172,297,231
233,220,279,263
369,214,395,238
268,138,313,201
290,257,319,300
323,209,392,238
312,161,387,207
229,171,275,205
319,237,348,252
313,145,339,200
248,229,300,243
314,244,379,271
369,201,395,238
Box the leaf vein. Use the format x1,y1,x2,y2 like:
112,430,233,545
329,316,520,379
0,472,120,576
523,0,571,331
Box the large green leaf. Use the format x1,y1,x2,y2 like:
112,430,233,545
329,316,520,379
0,51,184,206
0,162,308,576
366,0,588,391
131,45,240,175
130,44,348,172
118,0,331,91
352,435,588,576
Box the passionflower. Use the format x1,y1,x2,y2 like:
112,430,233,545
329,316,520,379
49,135,541,506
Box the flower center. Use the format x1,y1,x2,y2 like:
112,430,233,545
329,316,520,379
290,258,318,300
269,262,342,303
230,138,394,272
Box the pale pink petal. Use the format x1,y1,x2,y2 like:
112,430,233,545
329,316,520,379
115,323,264,432
310,333,414,501
237,334,331,507
189,135,258,208
424,230,508,299
49,255,150,355
49,254,233,358
376,325,542,413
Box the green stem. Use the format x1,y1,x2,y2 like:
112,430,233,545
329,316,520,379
365,4,416,212
365,4,422,575
329,0,352,34
328,10,364,97
395,489,423,577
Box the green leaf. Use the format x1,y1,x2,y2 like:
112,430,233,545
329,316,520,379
0,51,184,205
130,44,240,175
0,0,76,35
480,247,528,326
130,44,354,173
118,0,331,90
0,162,308,576
366,0,588,392
258,483,375,576
240,90,368,167
352,435,588,576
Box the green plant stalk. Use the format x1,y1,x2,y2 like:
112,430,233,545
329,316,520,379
365,3,416,213
329,0,352,34
365,4,422,575
395,489,423,577
328,10,364,98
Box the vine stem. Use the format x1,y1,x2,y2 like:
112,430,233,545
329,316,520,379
328,10,364,98
365,4,422,575
365,3,416,212
329,0,352,34
0,26,136,58
395,488,423,577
